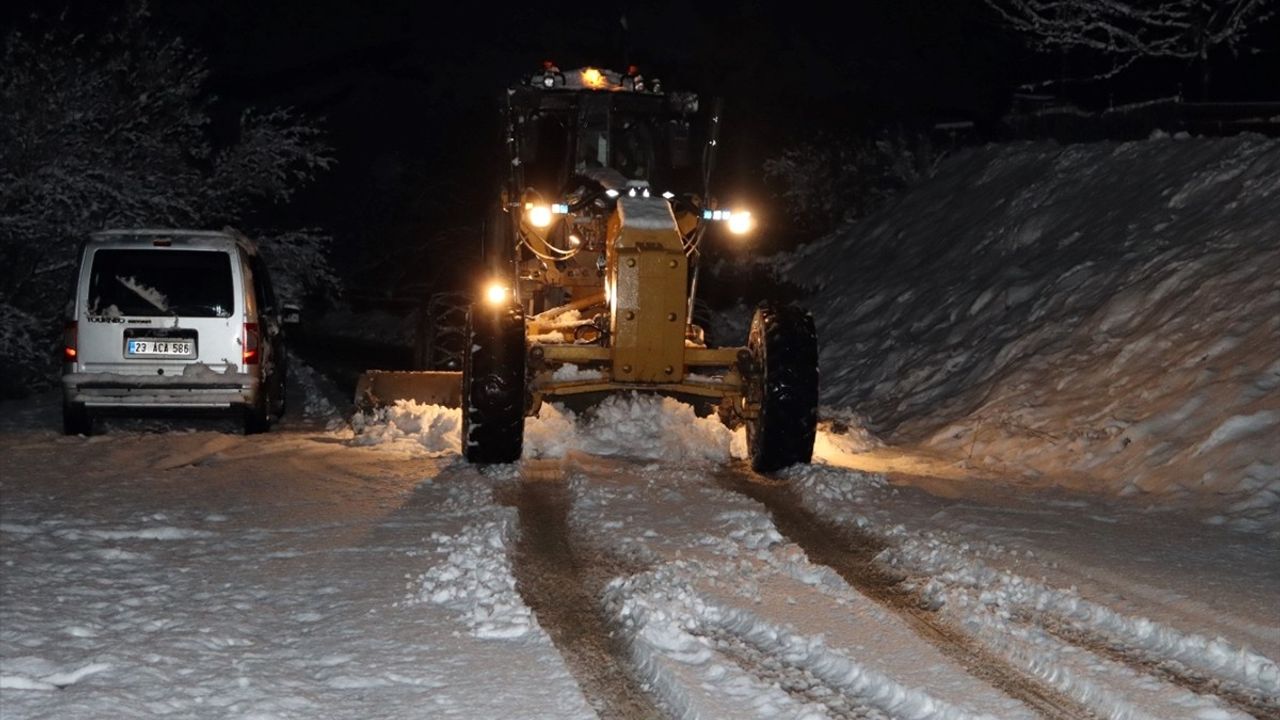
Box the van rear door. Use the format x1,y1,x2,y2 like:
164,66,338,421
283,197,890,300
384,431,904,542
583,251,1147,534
78,248,244,375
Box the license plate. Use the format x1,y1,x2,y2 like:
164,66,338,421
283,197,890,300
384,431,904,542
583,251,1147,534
127,339,195,357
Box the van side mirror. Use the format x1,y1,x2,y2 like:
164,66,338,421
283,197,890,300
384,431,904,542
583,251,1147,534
281,304,302,326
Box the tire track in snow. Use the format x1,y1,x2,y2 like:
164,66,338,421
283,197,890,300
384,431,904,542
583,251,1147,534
717,465,1094,720
498,461,667,720
693,626,893,719
1035,617,1280,720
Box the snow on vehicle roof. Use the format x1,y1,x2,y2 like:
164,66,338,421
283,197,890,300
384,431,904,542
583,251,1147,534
616,196,678,231
89,229,258,253
92,229,236,239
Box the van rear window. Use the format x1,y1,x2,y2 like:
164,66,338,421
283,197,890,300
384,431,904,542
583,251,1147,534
89,250,234,318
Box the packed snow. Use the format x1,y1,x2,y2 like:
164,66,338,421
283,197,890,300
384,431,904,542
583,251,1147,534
788,461,1277,720
0,411,594,719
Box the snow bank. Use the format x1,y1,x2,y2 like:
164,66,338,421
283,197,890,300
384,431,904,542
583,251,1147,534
526,393,747,462
354,393,747,463
351,400,460,455
789,135,1280,527
288,352,346,430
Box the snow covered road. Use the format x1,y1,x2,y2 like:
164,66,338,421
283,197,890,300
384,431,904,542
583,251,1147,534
2,394,1277,718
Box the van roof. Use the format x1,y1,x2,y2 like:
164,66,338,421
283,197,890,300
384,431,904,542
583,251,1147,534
89,228,257,253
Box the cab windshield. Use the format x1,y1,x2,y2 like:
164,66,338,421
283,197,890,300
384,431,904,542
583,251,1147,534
519,98,700,196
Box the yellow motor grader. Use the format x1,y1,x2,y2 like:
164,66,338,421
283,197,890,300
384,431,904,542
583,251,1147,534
358,65,817,471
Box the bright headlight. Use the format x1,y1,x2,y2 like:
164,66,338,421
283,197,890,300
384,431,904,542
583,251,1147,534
483,282,510,306
526,205,553,228
727,210,754,235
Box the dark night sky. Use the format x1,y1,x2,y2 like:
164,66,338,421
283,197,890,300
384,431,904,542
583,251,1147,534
5,0,1278,294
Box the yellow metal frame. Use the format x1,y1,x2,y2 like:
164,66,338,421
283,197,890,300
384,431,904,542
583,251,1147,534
607,199,689,383
519,196,760,420
528,343,754,417
536,344,741,367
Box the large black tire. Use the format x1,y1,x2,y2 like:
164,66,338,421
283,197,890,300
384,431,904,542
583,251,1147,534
62,402,94,436
746,303,819,473
462,302,526,463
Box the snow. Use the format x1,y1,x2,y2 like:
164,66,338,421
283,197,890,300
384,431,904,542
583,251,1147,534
0,420,594,719
617,196,679,231
4,136,1279,717
350,400,460,455
530,307,589,329
784,463,1274,719
114,275,169,313
526,394,746,462
550,362,606,381
406,495,534,640
786,135,1280,534
4,376,1277,717
287,352,346,430
579,460,1040,719
63,368,251,386
353,393,746,463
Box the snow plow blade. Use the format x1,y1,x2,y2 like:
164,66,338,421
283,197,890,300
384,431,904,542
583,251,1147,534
354,370,463,412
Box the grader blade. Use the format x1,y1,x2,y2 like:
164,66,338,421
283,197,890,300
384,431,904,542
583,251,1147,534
354,370,462,412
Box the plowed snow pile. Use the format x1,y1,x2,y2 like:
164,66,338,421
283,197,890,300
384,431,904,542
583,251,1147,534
789,135,1279,530
352,394,747,462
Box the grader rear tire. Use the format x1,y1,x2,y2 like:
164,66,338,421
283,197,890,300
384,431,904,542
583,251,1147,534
746,303,818,473
462,302,526,463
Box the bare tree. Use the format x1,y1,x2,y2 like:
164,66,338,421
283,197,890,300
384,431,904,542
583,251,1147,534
983,0,1276,88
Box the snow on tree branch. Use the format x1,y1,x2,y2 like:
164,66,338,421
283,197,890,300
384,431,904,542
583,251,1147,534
207,109,335,220
983,0,1275,60
0,5,337,394
253,228,342,308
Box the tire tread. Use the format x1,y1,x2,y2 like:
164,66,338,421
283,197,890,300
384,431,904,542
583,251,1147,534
747,303,819,472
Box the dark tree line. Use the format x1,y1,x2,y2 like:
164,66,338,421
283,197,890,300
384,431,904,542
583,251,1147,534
0,5,336,395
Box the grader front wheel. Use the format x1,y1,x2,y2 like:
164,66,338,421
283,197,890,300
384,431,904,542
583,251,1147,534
461,303,526,463
746,303,819,473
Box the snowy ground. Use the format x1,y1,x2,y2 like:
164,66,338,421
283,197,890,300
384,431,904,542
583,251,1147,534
3,374,1275,718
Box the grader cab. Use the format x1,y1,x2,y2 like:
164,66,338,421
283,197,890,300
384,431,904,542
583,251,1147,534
363,65,818,471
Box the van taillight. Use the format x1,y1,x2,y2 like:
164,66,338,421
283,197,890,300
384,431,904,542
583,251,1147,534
63,321,78,362
243,323,260,365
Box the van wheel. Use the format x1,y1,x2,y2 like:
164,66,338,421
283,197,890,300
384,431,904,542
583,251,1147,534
62,403,94,436
243,399,271,435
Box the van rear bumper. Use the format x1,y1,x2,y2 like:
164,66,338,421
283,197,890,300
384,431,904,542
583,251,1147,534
63,372,257,409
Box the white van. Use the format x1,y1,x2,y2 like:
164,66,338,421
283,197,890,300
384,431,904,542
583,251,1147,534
61,229,289,435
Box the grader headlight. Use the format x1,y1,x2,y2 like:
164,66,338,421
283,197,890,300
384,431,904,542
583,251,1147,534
581,67,606,89
483,281,512,307
727,210,755,235
702,208,756,236
525,204,554,228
